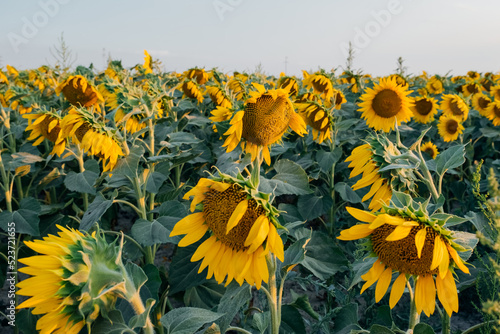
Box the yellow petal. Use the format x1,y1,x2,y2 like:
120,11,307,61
389,274,407,308
415,228,427,258
226,200,248,234
446,244,469,274
385,225,412,241
436,270,459,316
337,224,373,240
245,216,270,253
375,267,393,302
430,236,445,271
169,212,205,237
346,207,376,223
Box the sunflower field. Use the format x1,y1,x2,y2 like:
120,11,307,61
1,51,500,334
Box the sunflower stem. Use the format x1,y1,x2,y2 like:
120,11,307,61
250,149,263,189
441,311,451,334
76,146,89,211
0,153,12,212
407,280,420,330
415,146,441,204
265,253,280,334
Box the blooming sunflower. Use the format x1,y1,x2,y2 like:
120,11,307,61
303,72,335,103
440,94,469,121
61,108,124,171
331,88,347,109
277,74,299,97
143,50,153,74
228,77,247,101
206,85,232,108
467,71,480,80
178,79,204,103
426,76,444,95
421,141,439,159
56,75,104,110
490,85,500,100
296,101,332,144
170,175,284,289
338,203,472,317
461,82,480,97
437,114,464,142
409,96,439,124
17,225,121,334
23,111,66,156
114,108,147,134
471,92,492,116
358,77,413,132
484,100,500,126
218,83,306,164
185,68,209,85
0,69,9,84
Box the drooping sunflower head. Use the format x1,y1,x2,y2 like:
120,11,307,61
296,101,332,144
409,96,439,124
115,108,147,134
358,77,413,132
277,74,299,97
461,82,480,97
484,100,500,126
490,85,500,101
421,141,439,159
303,72,335,102
185,68,209,85
345,133,417,211
206,85,232,108
467,70,481,81
17,225,127,333
61,108,125,172
426,76,444,95
56,75,104,110
337,197,474,317
330,88,347,109
219,83,306,164
471,92,492,116
23,110,66,156
437,114,464,142
178,79,205,104
170,174,284,289
440,94,469,121
228,76,248,101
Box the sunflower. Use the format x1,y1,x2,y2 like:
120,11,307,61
17,225,122,334
228,77,247,101
0,69,10,84
294,92,318,104
467,71,480,80
461,82,480,97
114,108,146,134
185,68,209,85
426,76,444,95
178,79,204,103
170,175,284,289
61,108,124,172
56,75,104,109
296,101,332,144
303,72,335,103
337,204,472,317
437,114,464,142
490,85,500,100
277,74,299,97
143,50,153,74
217,83,306,164
409,96,439,124
471,92,492,116
331,88,347,109
345,143,392,211
23,111,66,156
358,77,413,132
484,101,500,126
206,85,232,108
421,141,439,159
440,94,469,121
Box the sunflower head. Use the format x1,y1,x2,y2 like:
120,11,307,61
23,110,66,156
170,172,284,289
426,76,444,95
296,101,332,144
440,94,469,121
461,82,480,97
178,79,204,103
358,77,413,132
303,72,334,101
143,50,153,74
409,96,438,124
338,195,475,317
277,75,299,97
437,114,464,142
218,83,306,164
484,101,500,126
471,92,492,116
467,71,481,81
421,141,439,159
206,85,232,108
185,68,209,85
56,75,104,109
17,225,129,333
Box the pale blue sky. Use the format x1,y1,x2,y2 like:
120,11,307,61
1,0,499,77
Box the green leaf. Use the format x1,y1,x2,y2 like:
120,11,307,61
451,231,478,261
300,231,348,280
146,171,168,194
332,303,359,334
316,148,342,173
183,281,225,309
391,191,412,208
297,194,332,221
91,310,136,334
369,324,395,334
372,305,393,327
465,211,497,242
217,282,252,332
0,197,40,236
160,307,224,334
281,230,312,273
165,132,202,147
335,182,361,203
80,193,115,231
290,290,319,320
169,241,208,294
143,264,162,300
435,145,466,175
131,218,172,246
64,169,98,194
112,145,144,177
281,305,306,334
252,312,270,334
125,262,148,292
413,323,436,334
349,257,376,290
261,159,312,196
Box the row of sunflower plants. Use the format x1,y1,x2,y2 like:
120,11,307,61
0,51,499,334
